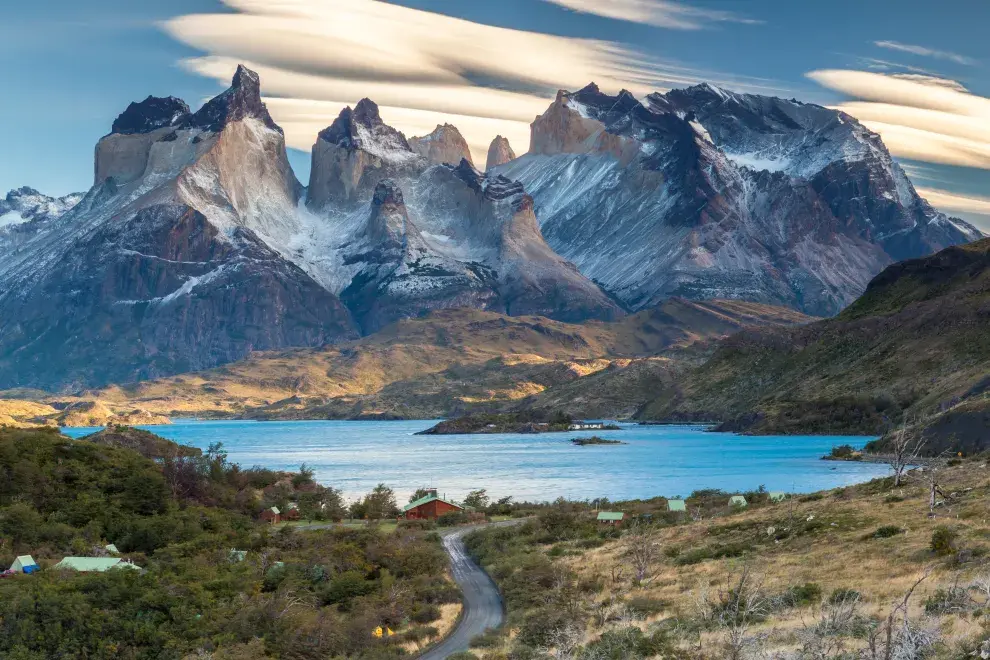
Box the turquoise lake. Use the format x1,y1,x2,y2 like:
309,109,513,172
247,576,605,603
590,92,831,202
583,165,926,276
62,420,889,503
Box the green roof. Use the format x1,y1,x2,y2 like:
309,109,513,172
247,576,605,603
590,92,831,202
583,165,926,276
667,499,687,512
729,496,748,507
597,511,624,521
269,506,280,515
402,494,462,512
229,550,247,562
11,555,38,571
54,557,139,572
105,544,120,555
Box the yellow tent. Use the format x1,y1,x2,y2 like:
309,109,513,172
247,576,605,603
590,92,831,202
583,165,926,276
372,626,383,639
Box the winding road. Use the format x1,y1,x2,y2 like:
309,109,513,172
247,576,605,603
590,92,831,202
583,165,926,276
418,524,511,660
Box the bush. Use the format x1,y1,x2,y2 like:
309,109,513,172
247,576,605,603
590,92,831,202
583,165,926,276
410,603,442,624
516,607,583,648
872,525,904,539
924,587,972,615
445,653,477,660
626,596,668,618
931,526,958,556
829,588,861,605
470,628,506,649
438,511,469,527
782,583,823,608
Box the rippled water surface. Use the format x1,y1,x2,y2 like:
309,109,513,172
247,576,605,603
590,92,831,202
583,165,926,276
62,420,889,502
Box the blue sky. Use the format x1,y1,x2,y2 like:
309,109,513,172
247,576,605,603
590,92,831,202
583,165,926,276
4,0,989,227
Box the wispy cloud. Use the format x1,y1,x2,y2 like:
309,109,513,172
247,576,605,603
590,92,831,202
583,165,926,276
807,69,990,170
874,40,975,66
916,187,990,217
541,0,761,30
165,0,781,161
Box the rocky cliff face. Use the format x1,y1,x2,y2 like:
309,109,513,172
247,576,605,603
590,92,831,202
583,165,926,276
486,136,517,171
497,83,981,316
0,66,357,390
409,124,474,167
0,68,621,389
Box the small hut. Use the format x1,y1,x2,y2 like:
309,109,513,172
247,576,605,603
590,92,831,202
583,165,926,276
10,555,39,574
283,502,301,521
769,492,788,503
597,512,625,526
260,506,281,524
729,496,748,508
667,499,687,513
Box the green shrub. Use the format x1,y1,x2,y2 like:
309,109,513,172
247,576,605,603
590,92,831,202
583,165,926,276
782,583,823,607
931,526,958,556
470,628,506,649
829,588,861,605
872,525,904,539
410,603,442,624
626,596,668,618
924,587,972,615
438,511,469,527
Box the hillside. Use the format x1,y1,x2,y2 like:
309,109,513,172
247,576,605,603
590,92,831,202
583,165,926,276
641,238,990,450
0,427,459,659
27,300,810,422
465,455,990,658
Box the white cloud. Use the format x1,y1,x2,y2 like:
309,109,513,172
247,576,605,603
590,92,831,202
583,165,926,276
917,187,990,231
808,69,990,170
875,40,975,66
165,0,781,164
541,0,760,29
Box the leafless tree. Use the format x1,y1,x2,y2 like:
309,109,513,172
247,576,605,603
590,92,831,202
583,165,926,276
626,523,662,585
540,619,585,660
921,453,952,518
694,566,774,660
797,591,863,659
887,417,927,487
861,568,940,660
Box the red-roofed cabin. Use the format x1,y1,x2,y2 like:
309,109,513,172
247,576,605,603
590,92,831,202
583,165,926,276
402,489,463,520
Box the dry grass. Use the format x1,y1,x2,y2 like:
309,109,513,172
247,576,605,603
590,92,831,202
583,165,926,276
558,460,990,655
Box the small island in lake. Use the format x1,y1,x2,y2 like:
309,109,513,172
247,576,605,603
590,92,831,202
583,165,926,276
571,436,626,446
418,411,621,435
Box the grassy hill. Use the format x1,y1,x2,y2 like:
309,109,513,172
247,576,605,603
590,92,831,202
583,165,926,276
14,300,810,423
0,427,460,659
640,239,990,450
465,456,990,659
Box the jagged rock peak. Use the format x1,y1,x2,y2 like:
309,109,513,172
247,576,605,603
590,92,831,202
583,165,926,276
111,96,191,135
448,159,526,204
486,135,516,170
182,64,282,134
567,83,641,119
318,98,413,159
409,123,473,166
373,179,405,207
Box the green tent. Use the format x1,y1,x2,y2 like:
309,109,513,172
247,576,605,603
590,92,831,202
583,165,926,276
729,496,748,508
667,499,687,512
10,555,39,574
54,557,139,572
769,492,788,503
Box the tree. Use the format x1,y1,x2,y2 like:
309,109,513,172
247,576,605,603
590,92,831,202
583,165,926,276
409,488,432,503
626,524,661,585
887,417,926,487
362,483,398,520
463,489,490,511
291,463,315,488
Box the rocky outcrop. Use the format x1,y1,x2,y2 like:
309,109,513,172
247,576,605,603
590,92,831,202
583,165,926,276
409,124,474,167
497,82,981,317
0,66,358,391
308,99,424,208
486,136,516,170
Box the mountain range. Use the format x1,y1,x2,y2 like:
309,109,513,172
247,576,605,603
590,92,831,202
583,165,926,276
0,66,979,391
